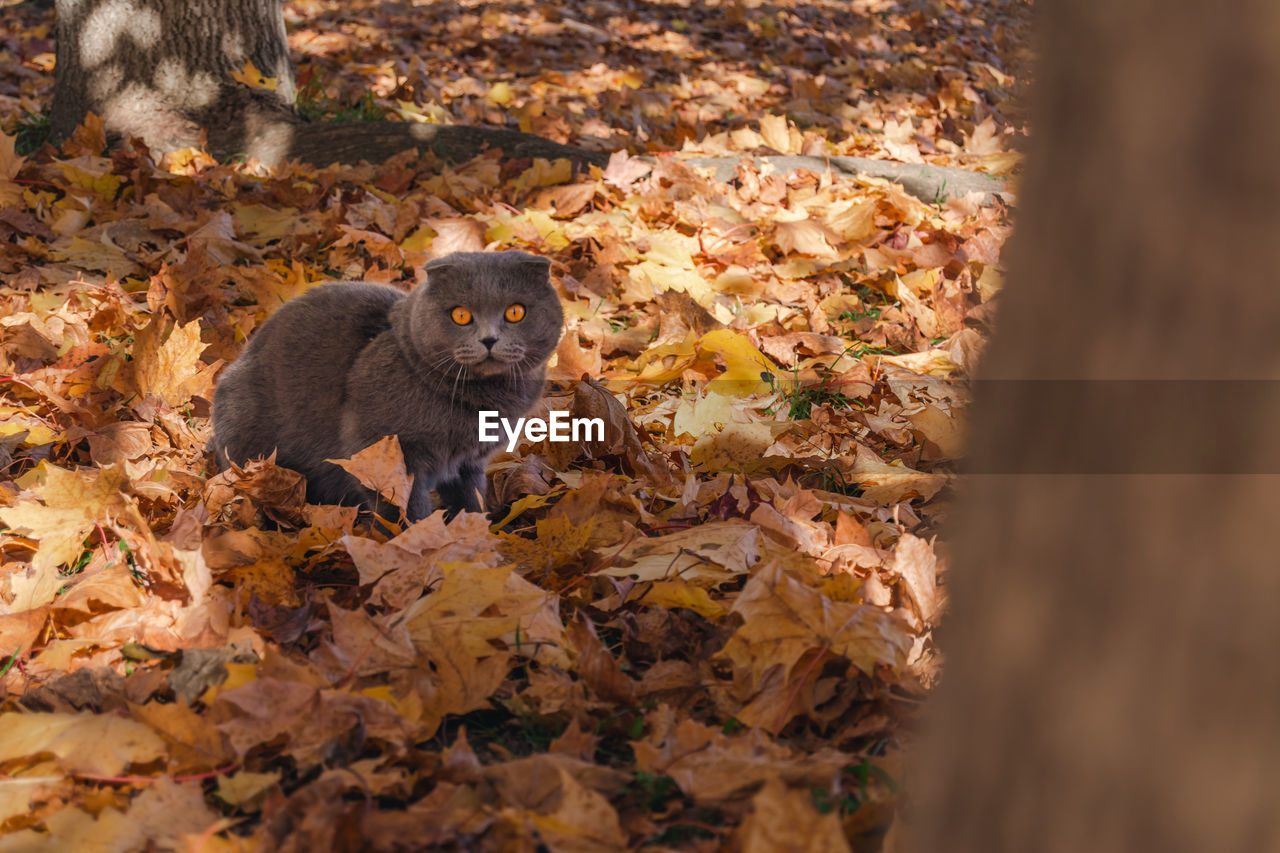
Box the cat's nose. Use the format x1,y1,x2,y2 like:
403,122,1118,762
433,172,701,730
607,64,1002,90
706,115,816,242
481,336,497,350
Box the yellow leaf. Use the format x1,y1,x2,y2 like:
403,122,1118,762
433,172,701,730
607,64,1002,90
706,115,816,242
0,711,167,776
690,420,775,469
487,80,514,105
215,770,280,808
673,392,733,439
230,60,278,91
632,259,713,305
644,580,728,619
490,488,563,530
759,114,798,154
232,203,300,242
0,463,135,606
730,126,765,150
698,329,773,394
514,157,573,190
906,404,966,457
498,514,594,573
130,316,219,407
824,198,878,243
399,224,435,252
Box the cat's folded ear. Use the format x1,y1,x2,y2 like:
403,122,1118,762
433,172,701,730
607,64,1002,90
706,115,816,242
424,255,460,275
512,253,552,276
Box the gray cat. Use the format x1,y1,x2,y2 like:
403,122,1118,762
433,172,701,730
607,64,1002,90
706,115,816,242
209,251,563,522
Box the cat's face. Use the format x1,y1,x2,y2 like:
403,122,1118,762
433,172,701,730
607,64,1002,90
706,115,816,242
406,251,563,380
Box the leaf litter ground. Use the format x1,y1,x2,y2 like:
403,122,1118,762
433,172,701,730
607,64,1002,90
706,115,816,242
0,0,1027,849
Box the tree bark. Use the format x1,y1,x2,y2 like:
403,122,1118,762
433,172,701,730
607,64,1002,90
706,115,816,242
909,1,1280,851
50,0,294,153
47,0,611,170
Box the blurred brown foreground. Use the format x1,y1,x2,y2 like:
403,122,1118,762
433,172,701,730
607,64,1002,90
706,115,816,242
911,0,1280,850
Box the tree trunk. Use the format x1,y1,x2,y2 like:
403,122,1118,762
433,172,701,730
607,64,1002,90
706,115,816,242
46,0,608,169
50,0,294,155
909,1,1280,851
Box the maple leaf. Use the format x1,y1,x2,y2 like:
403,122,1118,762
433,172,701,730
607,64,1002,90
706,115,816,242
527,767,628,851
126,315,221,409
719,559,914,691
632,705,850,806
0,463,141,607
230,59,279,91
737,777,852,853
603,519,759,583
327,435,415,513
773,212,842,259
601,150,652,189
848,445,948,504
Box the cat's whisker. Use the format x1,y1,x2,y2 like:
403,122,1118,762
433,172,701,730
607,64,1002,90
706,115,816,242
451,363,465,404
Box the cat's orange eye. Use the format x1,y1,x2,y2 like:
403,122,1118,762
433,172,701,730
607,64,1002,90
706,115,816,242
451,307,472,325
505,303,526,322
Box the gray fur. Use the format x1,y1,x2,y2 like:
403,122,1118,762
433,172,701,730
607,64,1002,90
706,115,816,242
209,251,563,521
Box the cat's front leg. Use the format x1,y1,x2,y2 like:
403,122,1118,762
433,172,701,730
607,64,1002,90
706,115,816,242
406,474,435,522
435,458,486,518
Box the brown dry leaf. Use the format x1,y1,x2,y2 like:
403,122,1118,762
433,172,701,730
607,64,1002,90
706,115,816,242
720,559,913,690
327,434,415,512
127,699,234,773
562,377,664,479
632,705,849,805
527,766,628,853
567,617,637,704
548,718,600,761
0,777,219,852
0,605,49,657
346,511,497,608
774,215,842,259
0,130,24,180
886,533,942,626
86,421,153,465
602,519,758,583
737,777,852,853
601,150,652,189
425,217,487,256
205,453,308,527
848,445,948,505
320,599,418,676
